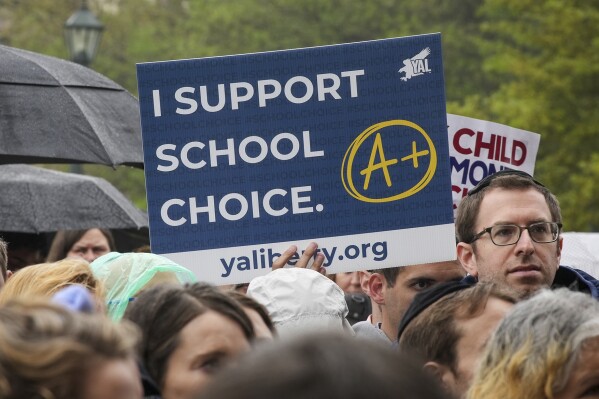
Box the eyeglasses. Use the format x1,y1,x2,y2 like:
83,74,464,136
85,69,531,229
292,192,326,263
469,222,562,246
467,169,545,196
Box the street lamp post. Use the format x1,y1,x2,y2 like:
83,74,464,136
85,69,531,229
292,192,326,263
64,0,104,67
64,0,104,173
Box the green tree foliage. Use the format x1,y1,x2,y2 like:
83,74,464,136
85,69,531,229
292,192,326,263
0,0,73,55
180,0,489,103
1,0,597,229
454,0,599,230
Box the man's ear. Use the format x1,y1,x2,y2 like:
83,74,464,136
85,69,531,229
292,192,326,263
6,270,12,279
457,242,478,278
423,361,456,391
359,271,372,296
557,235,563,260
368,273,386,305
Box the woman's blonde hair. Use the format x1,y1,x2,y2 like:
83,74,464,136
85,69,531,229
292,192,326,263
467,289,599,399
0,258,105,306
0,299,139,399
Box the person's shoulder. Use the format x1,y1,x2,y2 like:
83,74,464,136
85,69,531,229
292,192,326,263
352,320,374,333
554,265,599,298
353,320,392,344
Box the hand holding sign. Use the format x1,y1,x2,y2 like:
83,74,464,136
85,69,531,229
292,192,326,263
272,242,326,275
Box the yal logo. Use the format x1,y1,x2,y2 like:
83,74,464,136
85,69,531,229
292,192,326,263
398,47,432,81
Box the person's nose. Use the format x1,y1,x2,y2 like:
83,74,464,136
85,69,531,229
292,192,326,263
515,228,535,256
81,249,96,262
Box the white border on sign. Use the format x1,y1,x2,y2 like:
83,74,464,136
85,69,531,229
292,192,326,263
161,223,456,285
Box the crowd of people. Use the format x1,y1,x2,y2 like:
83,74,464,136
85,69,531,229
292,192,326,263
0,169,598,399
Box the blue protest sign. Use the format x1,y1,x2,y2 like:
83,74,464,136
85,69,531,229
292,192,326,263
137,33,456,284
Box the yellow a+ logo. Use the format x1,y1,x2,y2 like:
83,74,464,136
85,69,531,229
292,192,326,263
360,133,398,190
341,120,437,203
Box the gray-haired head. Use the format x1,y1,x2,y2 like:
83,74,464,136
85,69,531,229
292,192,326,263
468,288,599,399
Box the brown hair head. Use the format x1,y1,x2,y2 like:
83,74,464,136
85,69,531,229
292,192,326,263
124,282,254,389
46,229,115,262
399,282,518,372
455,172,562,244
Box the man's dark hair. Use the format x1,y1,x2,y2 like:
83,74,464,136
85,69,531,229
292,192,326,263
398,282,518,373
370,266,402,287
455,171,562,244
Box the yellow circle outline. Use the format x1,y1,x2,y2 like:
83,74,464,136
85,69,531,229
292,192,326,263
341,120,437,203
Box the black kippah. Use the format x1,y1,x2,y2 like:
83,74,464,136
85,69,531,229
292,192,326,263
397,279,475,342
467,169,544,196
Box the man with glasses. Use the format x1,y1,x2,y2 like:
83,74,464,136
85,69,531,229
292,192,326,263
456,170,599,299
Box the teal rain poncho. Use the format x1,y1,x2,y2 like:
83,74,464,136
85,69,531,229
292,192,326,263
91,252,197,320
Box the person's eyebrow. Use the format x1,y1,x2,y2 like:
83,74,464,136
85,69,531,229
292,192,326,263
491,218,551,226
189,349,228,365
405,277,438,287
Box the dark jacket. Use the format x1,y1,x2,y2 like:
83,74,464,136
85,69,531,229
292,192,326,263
461,265,599,299
552,265,599,298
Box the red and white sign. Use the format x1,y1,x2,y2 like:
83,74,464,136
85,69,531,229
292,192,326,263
448,114,540,217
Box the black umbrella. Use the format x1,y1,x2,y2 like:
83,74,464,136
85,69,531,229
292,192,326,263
0,165,147,233
0,44,143,168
